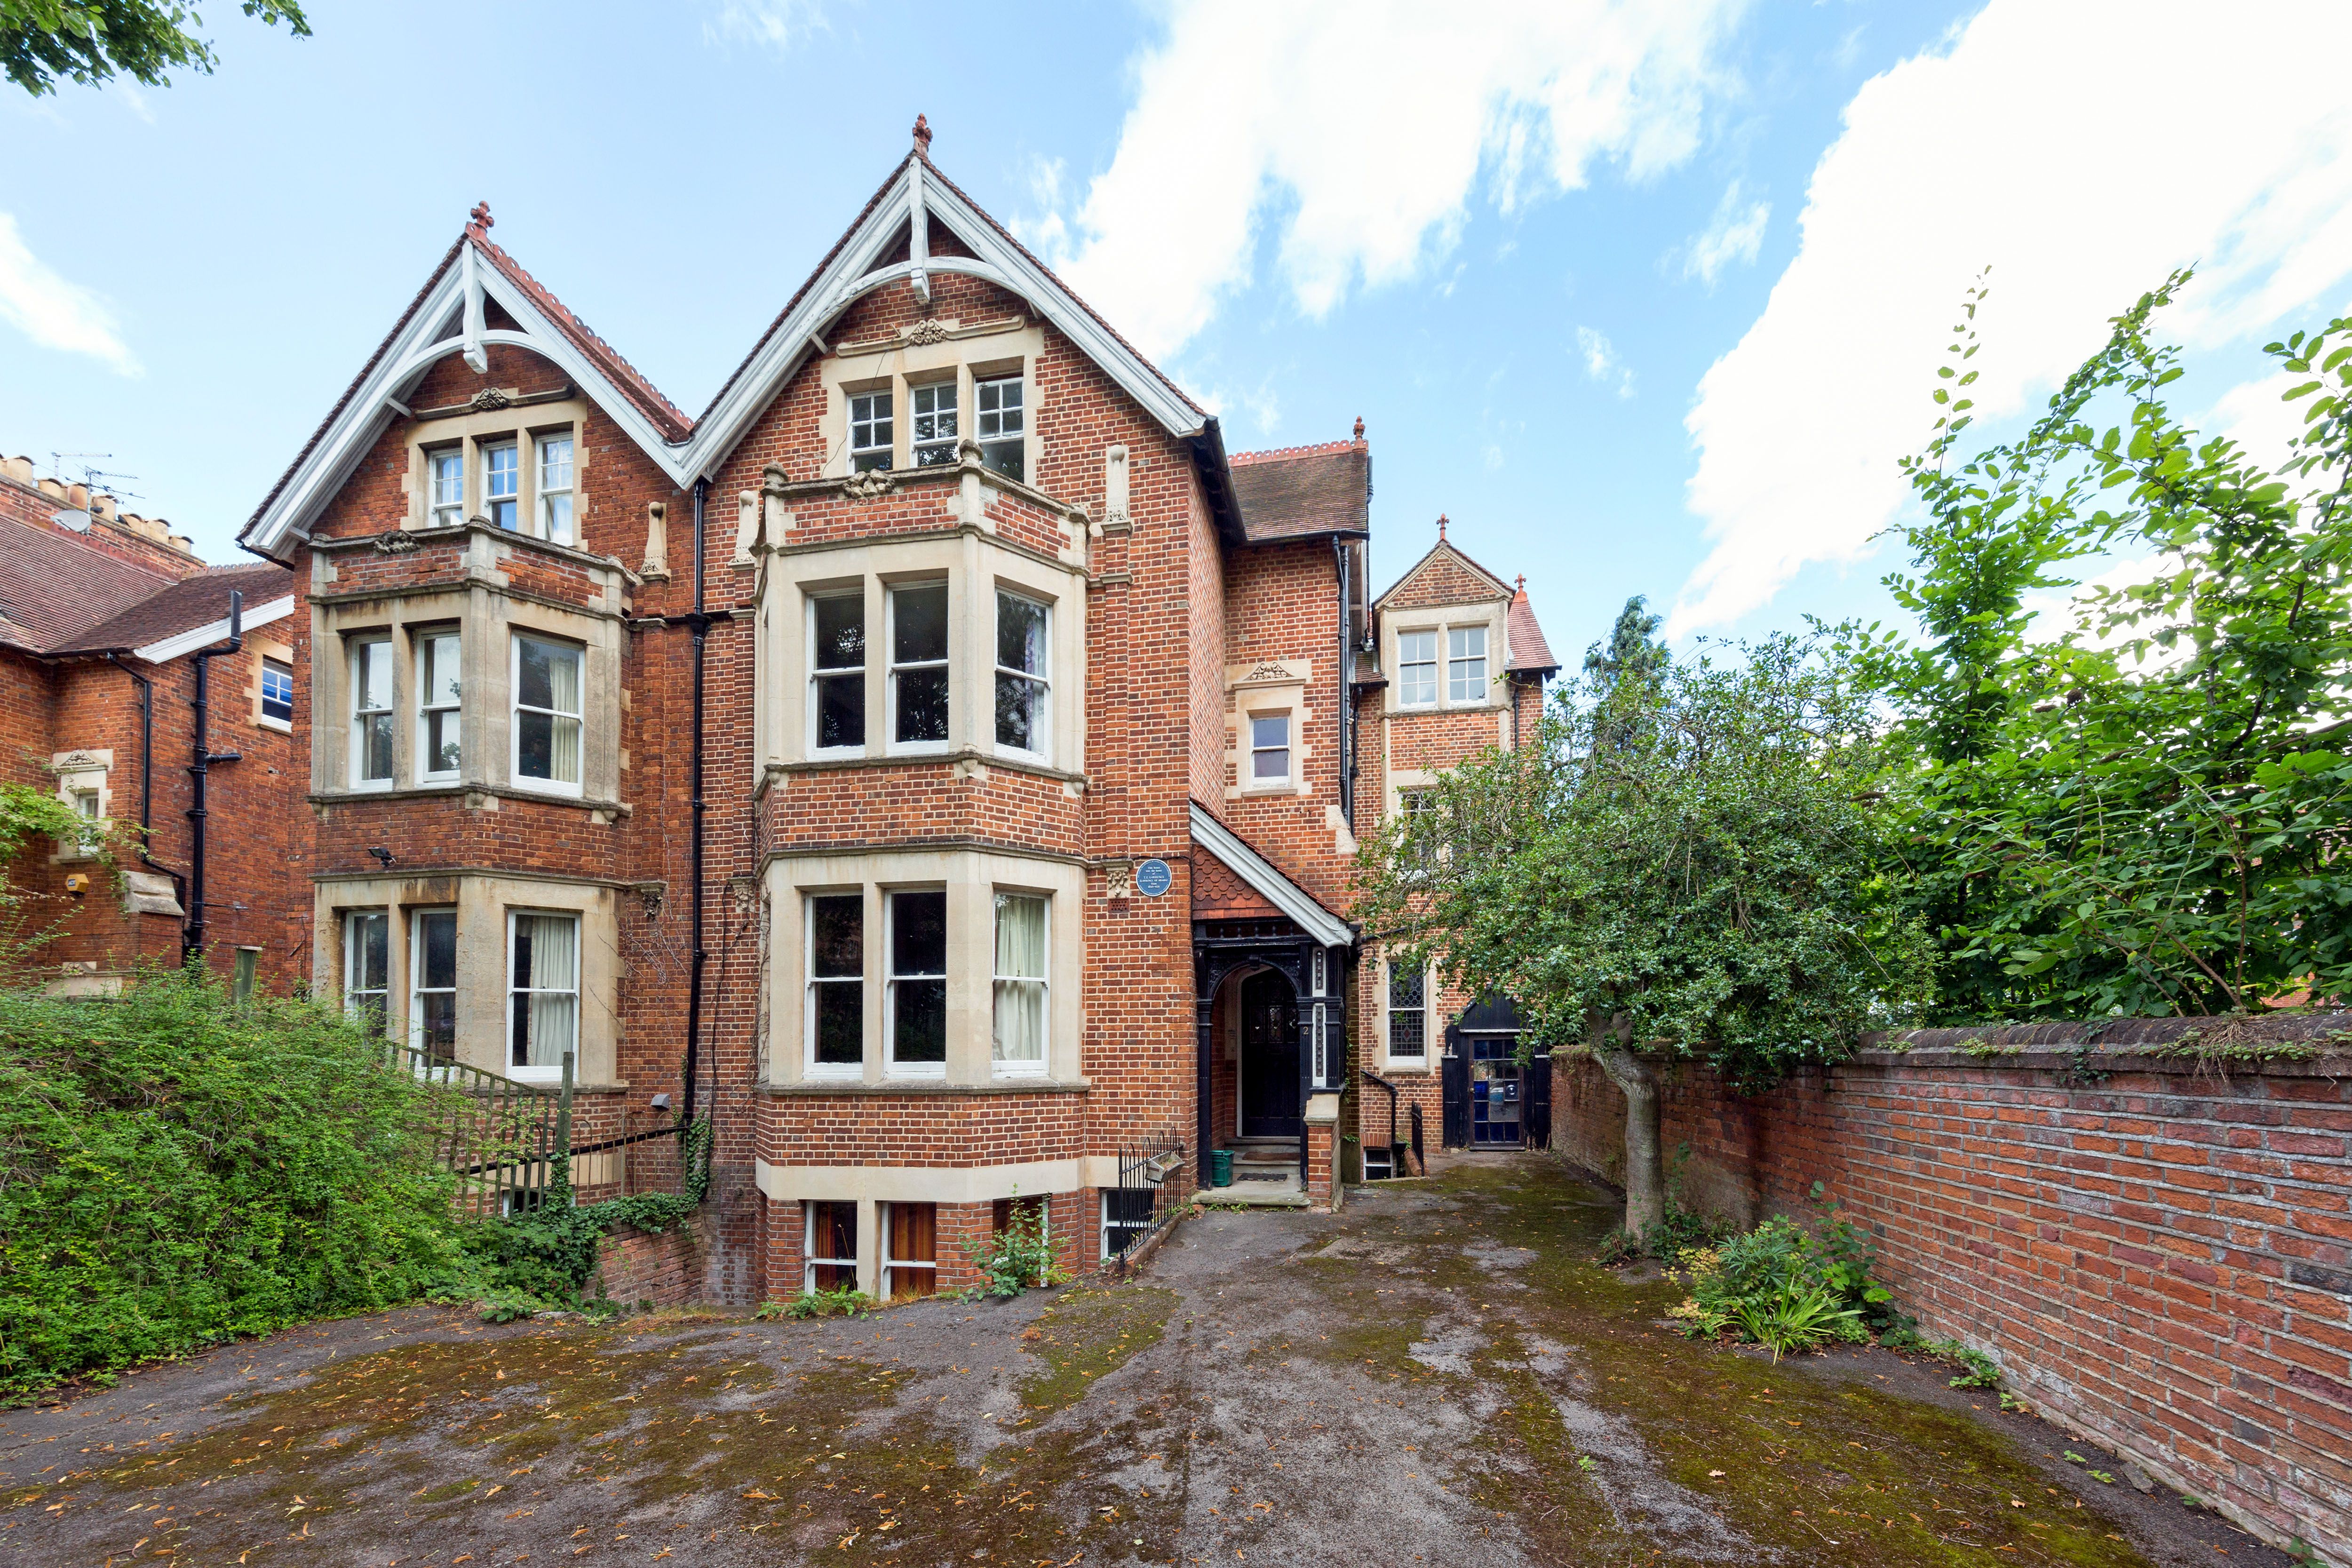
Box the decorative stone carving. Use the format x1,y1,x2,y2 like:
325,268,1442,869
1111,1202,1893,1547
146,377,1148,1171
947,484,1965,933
639,500,670,580
1245,662,1291,683
904,319,951,345
840,468,896,499
1104,861,1134,900
374,528,421,555
468,387,513,412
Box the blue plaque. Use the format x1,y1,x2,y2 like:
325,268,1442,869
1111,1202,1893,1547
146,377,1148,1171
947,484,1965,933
1135,858,1172,898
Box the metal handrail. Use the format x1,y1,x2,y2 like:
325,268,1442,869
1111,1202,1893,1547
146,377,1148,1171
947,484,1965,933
1361,1069,1402,1177
385,1040,576,1217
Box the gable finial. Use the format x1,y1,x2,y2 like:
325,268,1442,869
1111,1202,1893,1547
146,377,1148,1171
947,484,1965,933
468,200,493,235
1352,415,1366,445
912,113,933,156
1515,573,1526,596
1438,513,1448,541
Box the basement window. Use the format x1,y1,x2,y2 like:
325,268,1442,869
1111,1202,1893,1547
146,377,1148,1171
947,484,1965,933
849,390,894,472
882,1203,938,1300
805,1201,858,1293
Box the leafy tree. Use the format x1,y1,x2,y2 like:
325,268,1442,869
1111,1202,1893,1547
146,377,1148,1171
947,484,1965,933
1356,636,1931,1236
1583,593,1669,689
1844,273,2352,1018
0,779,110,964
1,0,307,97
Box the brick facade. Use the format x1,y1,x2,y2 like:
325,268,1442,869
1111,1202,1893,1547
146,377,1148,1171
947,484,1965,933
1548,1022,2352,1562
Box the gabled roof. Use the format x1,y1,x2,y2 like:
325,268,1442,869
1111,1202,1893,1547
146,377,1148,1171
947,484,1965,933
1375,531,1515,611
1189,803,1353,947
1228,435,1370,543
53,563,295,658
0,512,176,655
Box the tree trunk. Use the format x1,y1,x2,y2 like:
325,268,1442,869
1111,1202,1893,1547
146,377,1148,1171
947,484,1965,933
1594,1042,1664,1236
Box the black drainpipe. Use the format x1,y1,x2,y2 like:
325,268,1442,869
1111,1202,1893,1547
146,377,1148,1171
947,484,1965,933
681,480,711,1126
184,591,245,965
105,653,188,921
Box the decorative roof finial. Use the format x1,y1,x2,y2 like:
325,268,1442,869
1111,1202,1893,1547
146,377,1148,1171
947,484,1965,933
1515,573,1526,596
1438,513,1448,541
468,201,493,234
912,114,933,155
1352,415,1365,442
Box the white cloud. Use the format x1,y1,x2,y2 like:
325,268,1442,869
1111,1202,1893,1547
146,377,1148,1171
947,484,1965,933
703,0,830,50
1018,0,1749,361
0,214,139,376
1678,179,1768,286
1670,0,2352,637
2210,369,2312,476
1575,326,1636,398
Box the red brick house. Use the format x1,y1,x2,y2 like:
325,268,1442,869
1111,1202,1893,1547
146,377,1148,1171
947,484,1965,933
0,458,301,995
230,121,1556,1299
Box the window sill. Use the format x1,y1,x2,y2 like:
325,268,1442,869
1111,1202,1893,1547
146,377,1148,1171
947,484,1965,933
510,778,587,801
766,747,1084,786
1375,1060,1433,1076
256,716,293,734
760,1077,1091,1097
310,784,627,814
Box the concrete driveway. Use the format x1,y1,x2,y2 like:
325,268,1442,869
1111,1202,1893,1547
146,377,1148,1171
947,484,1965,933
0,1154,2291,1566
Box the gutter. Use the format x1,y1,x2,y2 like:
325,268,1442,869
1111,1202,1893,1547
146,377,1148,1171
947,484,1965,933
104,652,189,925
682,479,711,1128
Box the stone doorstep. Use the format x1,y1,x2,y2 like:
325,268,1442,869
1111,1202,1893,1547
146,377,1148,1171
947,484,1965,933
1196,1173,1309,1209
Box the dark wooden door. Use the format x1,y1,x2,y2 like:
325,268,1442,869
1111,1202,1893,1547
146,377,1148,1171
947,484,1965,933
1441,1025,1470,1148
1239,970,1301,1137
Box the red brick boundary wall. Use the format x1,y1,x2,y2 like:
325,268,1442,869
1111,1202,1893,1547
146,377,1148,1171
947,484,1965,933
1549,1017,2352,1563
593,1210,717,1309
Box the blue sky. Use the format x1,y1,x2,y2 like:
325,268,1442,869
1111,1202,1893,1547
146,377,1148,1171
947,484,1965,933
6,1,2349,667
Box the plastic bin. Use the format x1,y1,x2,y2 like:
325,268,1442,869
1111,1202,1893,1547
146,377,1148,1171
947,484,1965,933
1206,1148,1234,1188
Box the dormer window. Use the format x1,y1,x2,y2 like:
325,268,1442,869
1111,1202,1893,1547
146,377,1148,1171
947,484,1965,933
911,381,958,466
976,375,1024,481
1448,626,1488,702
483,441,520,530
428,448,464,528
536,435,574,545
850,390,894,472
1398,630,1438,707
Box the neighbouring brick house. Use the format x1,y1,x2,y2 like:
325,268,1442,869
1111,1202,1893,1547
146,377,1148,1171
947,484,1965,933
225,120,1555,1300
0,457,302,995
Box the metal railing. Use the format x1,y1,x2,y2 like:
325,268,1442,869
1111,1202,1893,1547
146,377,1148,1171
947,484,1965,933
1409,1101,1425,1175
388,1041,574,1218
1104,1136,1190,1261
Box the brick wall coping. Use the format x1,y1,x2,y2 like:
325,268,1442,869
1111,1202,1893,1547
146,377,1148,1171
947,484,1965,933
1839,1013,2350,1077
757,1078,1092,1097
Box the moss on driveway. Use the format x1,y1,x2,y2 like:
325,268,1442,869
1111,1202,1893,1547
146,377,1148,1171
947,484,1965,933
0,1156,2288,1566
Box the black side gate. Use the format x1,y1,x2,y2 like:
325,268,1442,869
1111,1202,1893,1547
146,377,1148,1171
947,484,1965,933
1440,1024,1470,1149
1523,1053,1552,1149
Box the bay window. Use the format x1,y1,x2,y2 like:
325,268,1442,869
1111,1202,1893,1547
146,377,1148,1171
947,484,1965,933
1398,630,1438,707
508,911,579,1076
810,592,866,753
994,591,1049,755
976,374,1024,481
886,889,947,1074
991,892,1047,1075
513,633,583,793
417,630,461,782
428,447,464,528
483,441,520,530
536,435,574,545
344,909,389,1032
849,390,893,472
807,892,864,1076
911,381,958,466
1448,625,1488,702
411,908,457,1061
350,637,394,787
889,583,950,748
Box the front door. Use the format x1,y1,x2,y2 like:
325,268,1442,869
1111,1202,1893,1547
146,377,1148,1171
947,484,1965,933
1239,970,1301,1138
1470,1037,1523,1146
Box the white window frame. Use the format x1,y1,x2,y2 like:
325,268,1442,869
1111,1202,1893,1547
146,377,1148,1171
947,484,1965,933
1448,625,1489,704
886,581,951,755
1101,1186,1153,1261
427,446,465,529
1385,959,1429,1066
848,389,894,472
992,589,1050,760
259,657,294,728
880,1202,938,1300
509,632,585,798
975,374,1025,481
884,887,948,1079
910,378,960,467
804,891,866,1080
807,590,866,757
409,907,458,1059
1248,712,1291,787
69,786,99,821
990,891,1049,1079
536,433,575,545
415,629,462,785
1397,629,1438,708
505,908,580,1082
804,1201,859,1294
344,908,389,1032
349,636,395,789
482,439,521,531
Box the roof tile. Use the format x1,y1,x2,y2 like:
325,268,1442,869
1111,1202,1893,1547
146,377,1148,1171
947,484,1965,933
1226,444,1369,542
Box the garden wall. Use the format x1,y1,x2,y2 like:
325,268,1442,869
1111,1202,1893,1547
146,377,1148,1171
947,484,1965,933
593,1210,718,1310
1549,1016,2352,1564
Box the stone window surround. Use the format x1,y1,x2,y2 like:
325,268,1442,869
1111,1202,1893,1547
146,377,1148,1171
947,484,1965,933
1376,948,1437,1076
246,639,296,733
49,749,111,863
755,531,1087,781
815,322,1044,481
763,846,1084,1089
1382,600,1508,716
308,577,624,809
1223,659,1313,799
313,871,620,1086
403,398,588,544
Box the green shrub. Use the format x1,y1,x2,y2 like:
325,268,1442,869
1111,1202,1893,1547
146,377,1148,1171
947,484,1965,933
961,1195,1069,1299
756,1287,874,1320
1667,1187,1892,1361
0,968,462,1397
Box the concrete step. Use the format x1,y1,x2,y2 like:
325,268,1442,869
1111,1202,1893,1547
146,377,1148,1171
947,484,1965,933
1197,1171,1307,1208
